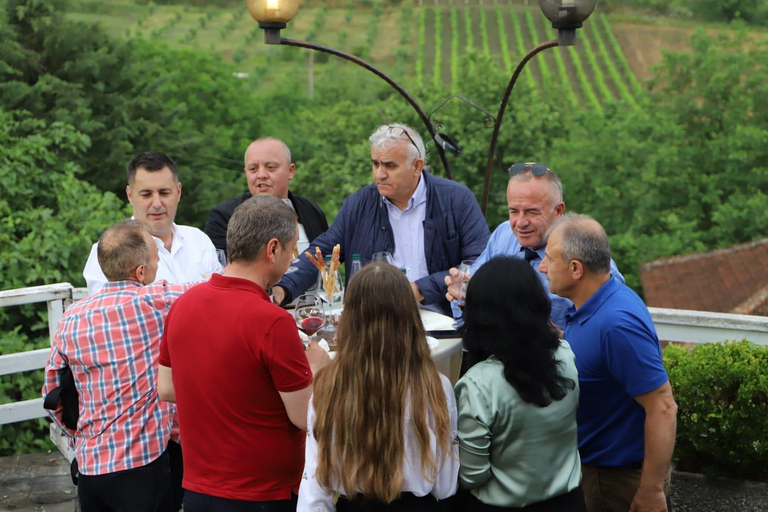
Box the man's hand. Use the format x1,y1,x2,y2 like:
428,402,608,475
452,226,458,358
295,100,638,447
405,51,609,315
305,340,331,376
271,286,286,306
444,267,464,302
629,486,668,512
410,281,424,303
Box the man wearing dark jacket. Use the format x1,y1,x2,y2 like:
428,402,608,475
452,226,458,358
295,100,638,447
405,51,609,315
272,123,490,315
204,137,328,259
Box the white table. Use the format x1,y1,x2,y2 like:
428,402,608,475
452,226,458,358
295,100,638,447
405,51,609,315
420,310,464,384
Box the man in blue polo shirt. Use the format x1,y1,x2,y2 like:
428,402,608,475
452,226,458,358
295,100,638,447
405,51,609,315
539,213,677,512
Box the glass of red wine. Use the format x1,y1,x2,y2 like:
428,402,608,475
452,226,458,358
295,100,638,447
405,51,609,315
294,294,326,347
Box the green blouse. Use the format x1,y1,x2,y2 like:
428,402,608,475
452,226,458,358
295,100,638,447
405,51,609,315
455,340,582,508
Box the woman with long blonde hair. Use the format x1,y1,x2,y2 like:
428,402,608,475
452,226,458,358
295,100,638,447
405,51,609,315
297,263,459,512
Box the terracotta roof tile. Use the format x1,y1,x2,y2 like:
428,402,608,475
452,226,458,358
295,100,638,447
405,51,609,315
640,238,768,315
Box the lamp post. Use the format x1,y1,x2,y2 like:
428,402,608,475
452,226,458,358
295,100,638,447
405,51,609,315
247,0,597,213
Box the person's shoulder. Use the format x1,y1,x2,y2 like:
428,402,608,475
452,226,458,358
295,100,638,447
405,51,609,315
460,357,504,387
211,193,250,212
174,224,216,244
340,183,380,208
426,172,473,194
290,192,322,210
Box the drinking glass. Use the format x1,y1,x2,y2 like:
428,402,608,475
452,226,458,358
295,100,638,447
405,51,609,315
216,249,227,268
452,259,475,307
294,294,326,347
371,251,394,265
317,269,344,307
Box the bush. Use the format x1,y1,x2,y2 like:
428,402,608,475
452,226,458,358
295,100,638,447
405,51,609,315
664,341,768,480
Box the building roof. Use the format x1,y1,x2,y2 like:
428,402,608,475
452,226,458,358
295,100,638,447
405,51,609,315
640,239,768,315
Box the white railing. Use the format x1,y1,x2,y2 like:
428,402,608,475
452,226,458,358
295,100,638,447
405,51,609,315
1,284,767,427
0,283,87,425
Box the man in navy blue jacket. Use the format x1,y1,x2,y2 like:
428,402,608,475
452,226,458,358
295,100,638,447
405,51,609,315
272,123,490,315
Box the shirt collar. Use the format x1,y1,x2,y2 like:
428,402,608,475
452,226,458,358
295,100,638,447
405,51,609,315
567,277,621,326
208,273,271,301
382,174,426,213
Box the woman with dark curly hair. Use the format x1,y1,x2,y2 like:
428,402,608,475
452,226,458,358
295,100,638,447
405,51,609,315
456,256,586,511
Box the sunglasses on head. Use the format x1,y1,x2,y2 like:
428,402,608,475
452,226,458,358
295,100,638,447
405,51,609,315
376,125,422,158
508,162,550,177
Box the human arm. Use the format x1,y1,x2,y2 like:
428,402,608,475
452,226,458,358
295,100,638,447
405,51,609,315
279,386,313,431
432,375,460,499
416,186,490,308
157,365,176,403
609,258,625,285
630,381,677,512
203,203,231,253
275,201,349,304
297,398,337,512
454,375,493,489
42,343,78,437
83,243,107,296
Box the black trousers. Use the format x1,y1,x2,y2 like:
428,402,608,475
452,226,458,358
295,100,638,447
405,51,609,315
77,450,172,512
183,490,298,512
464,487,587,512
336,492,442,512
167,439,184,511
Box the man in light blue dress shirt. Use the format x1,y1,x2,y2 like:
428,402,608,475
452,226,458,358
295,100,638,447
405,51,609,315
446,163,624,331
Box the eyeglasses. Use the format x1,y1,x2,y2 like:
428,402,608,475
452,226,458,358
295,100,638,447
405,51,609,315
508,162,550,177
376,125,422,158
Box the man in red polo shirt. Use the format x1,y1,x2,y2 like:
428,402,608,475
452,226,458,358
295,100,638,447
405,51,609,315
158,195,330,511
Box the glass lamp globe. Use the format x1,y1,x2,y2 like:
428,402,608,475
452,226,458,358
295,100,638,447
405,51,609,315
246,0,299,25
539,0,597,45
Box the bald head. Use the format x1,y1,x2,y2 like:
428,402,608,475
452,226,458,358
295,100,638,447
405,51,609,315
243,137,295,200
547,213,611,275
245,137,292,164
97,220,152,282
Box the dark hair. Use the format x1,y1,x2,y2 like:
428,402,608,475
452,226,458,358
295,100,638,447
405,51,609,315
97,220,150,282
227,195,297,263
127,152,179,186
462,256,575,406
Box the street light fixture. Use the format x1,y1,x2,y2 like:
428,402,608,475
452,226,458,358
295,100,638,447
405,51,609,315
539,0,598,46
248,0,597,212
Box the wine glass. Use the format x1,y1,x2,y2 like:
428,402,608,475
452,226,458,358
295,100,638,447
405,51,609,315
216,249,227,268
294,294,326,347
371,251,394,265
452,259,475,308
317,269,344,308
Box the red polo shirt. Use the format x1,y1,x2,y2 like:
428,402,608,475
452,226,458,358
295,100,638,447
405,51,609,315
159,274,312,501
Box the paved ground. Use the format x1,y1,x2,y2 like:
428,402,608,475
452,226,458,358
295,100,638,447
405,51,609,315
2,454,766,511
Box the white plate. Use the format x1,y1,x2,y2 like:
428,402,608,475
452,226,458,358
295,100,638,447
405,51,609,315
426,336,440,351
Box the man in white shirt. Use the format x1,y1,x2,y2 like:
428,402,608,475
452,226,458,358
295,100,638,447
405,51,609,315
84,152,221,296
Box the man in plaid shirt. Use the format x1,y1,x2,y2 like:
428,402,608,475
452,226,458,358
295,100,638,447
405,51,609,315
43,220,197,512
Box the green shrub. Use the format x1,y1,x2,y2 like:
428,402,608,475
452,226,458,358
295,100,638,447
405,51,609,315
664,341,768,480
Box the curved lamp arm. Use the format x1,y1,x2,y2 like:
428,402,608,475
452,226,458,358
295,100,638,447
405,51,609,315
481,40,559,214
280,37,453,180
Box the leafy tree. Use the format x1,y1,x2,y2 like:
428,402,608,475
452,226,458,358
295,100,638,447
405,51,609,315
0,108,126,454
1,0,264,228
550,28,768,292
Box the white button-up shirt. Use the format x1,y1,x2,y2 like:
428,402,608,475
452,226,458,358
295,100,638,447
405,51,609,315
83,223,221,295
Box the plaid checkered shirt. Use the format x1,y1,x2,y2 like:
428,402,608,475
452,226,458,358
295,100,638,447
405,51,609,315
43,280,194,476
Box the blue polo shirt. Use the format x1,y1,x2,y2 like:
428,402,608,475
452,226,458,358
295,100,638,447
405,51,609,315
564,278,668,467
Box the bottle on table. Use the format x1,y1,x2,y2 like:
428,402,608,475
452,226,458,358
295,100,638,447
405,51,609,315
348,254,362,283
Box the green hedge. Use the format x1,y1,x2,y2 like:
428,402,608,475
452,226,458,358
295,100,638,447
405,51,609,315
664,341,768,481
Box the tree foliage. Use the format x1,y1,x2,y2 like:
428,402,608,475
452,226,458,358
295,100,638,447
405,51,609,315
550,28,768,291
0,107,127,454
